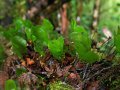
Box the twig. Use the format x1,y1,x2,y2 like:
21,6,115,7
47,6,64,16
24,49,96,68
82,64,89,79
83,64,120,87
83,66,111,84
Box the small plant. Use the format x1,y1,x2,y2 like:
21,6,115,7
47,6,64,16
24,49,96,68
3,18,64,60
69,20,99,63
2,18,101,63
1,18,120,66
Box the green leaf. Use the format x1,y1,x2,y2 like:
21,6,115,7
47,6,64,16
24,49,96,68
75,44,99,63
34,40,45,56
74,26,88,34
41,19,54,33
83,51,99,63
75,42,99,64
70,21,99,63
70,31,91,51
11,36,27,57
23,19,33,28
5,79,17,90
75,43,87,55
71,20,77,30
33,26,49,45
4,28,18,40
114,29,120,53
31,35,37,42
32,19,53,45
114,35,120,53
16,68,27,76
71,20,88,34
24,20,34,41
48,36,64,60
14,18,24,30
25,28,32,40
70,21,91,49
12,36,27,47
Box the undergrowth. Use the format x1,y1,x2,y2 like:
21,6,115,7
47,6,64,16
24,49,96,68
0,18,120,90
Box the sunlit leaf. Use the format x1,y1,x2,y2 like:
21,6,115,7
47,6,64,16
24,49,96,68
33,26,49,45
25,28,32,40
12,36,27,47
48,36,64,60
4,28,18,40
70,21,99,63
41,19,54,33
14,18,24,30
83,51,99,63
114,29,120,53
11,36,27,57
23,19,33,28
34,40,45,56
5,79,17,90
70,32,91,51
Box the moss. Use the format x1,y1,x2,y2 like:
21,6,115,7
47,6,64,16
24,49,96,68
49,81,75,90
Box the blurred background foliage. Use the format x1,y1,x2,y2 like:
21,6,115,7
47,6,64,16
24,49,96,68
0,0,119,32
99,0,120,31
0,0,26,26
0,0,26,18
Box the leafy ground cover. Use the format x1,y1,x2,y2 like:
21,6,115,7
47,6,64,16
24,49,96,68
0,18,120,90
0,0,120,90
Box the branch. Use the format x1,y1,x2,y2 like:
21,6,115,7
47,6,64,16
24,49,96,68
26,0,71,19
40,0,71,17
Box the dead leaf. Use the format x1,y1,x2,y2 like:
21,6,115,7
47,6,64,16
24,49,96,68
62,65,72,76
21,61,26,67
68,73,77,79
87,81,99,90
18,72,38,86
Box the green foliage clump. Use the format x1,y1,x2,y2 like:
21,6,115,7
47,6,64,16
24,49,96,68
3,19,27,57
3,18,64,60
1,18,102,63
69,21,99,63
